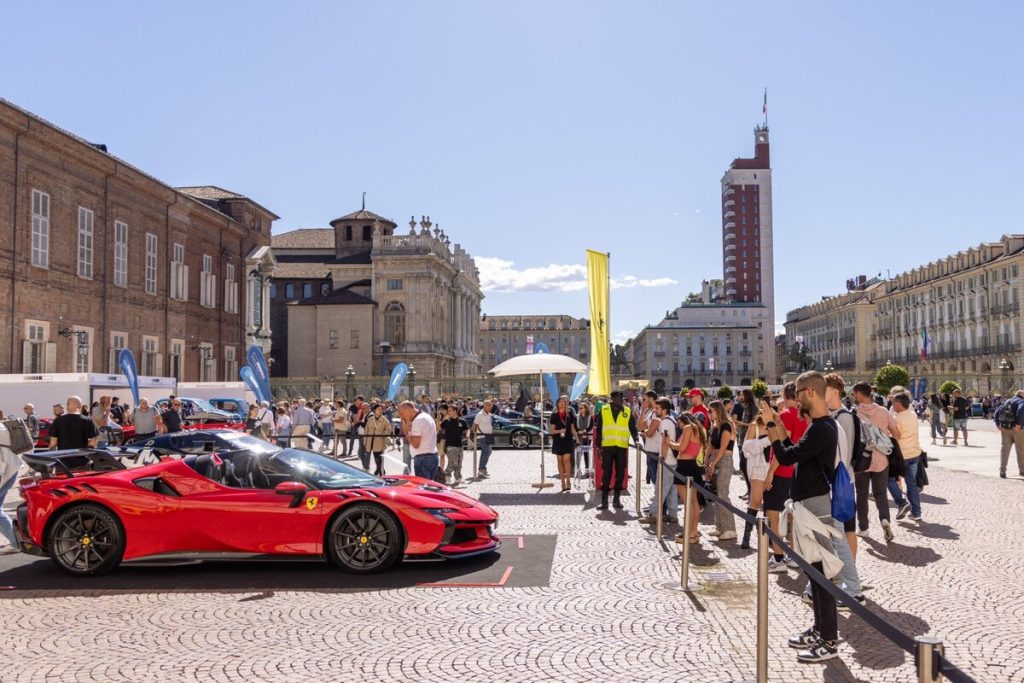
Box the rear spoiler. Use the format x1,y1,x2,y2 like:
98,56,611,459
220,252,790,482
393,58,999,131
22,449,127,478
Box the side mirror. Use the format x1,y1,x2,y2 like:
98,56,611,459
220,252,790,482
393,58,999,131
275,481,307,507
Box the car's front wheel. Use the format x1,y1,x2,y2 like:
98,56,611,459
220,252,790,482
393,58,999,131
327,503,403,574
509,429,532,449
47,503,125,576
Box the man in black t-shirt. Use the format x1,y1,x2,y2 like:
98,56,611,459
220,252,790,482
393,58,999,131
439,406,469,485
159,400,184,434
950,388,970,446
48,396,98,449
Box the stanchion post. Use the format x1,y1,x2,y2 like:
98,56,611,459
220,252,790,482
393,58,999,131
472,439,478,480
756,517,769,683
679,476,700,592
635,443,643,517
655,454,664,537
916,635,943,683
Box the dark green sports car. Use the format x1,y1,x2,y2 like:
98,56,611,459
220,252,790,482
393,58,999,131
465,412,548,450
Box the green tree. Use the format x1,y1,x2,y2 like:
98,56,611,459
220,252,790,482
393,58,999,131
938,380,961,395
717,385,734,400
874,364,911,395
751,379,769,399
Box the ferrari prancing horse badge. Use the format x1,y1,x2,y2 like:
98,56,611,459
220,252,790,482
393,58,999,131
305,497,318,510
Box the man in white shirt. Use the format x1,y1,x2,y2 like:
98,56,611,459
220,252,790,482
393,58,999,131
400,400,439,481
639,398,679,524
471,400,495,479
318,401,334,452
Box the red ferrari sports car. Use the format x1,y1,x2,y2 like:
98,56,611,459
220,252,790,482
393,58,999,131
13,441,499,576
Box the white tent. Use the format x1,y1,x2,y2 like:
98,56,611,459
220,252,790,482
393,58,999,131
489,353,588,489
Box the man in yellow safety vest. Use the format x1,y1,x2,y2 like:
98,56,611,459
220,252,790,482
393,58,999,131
595,390,639,510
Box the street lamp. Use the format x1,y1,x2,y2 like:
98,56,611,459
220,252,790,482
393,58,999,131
824,359,834,373
886,359,892,367
345,364,355,398
59,328,89,370
999,358,1011,394
407,364,416,396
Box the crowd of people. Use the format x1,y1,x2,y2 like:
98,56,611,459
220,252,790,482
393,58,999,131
557,374,933,664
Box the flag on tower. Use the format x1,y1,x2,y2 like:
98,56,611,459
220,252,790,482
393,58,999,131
920,328,929,361
763,88,767,115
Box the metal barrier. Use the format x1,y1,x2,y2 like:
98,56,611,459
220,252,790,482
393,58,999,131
660,468,977,683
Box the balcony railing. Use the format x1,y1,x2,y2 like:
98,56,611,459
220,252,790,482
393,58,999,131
724,210,736,219
725,244,736,252
991,302,1020,316
724,232,736,242
723,199,735,208
724,221,736,229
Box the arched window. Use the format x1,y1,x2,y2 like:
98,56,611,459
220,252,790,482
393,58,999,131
385,301,405,350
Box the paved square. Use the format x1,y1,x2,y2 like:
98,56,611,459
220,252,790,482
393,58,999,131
1,421,1021,682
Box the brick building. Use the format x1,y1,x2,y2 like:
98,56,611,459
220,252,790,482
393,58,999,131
0,99,276,381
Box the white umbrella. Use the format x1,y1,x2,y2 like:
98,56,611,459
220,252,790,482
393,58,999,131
489,353,588,489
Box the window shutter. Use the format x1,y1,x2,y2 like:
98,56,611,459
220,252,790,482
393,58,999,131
183,266,190,300
44,342,57,373
155,353,164,377
22,341,33,373
171,263,179,299
109,348,119,374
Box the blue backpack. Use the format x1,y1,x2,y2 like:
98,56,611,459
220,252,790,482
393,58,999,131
823,419,856,523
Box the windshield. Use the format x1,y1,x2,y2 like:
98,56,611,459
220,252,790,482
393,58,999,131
187,398,220,413
270,449,384,490
217,431,280,455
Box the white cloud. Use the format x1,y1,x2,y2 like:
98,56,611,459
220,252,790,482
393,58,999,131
612,329,635,345
476,256,677,293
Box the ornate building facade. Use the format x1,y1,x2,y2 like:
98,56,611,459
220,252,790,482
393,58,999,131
270,211,483,379
477,315,590,370
784,234,1024,393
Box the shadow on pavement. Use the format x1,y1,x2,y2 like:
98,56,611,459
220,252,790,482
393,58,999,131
0,535,557,597
919,493,948,505
862,537,942,567
900,520,960,541
479,492,596,506
841,598,930,672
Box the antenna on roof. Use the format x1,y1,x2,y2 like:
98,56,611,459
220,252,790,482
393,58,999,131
362,191,366,210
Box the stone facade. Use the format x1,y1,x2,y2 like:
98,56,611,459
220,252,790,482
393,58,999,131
478,315,591,370
784,234,1024,391
271,213,483,379
625,302,769,392
0,98,275,381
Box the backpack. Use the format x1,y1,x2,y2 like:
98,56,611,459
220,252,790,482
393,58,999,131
839,407,870,473
821,420,855,522
855,410,893,456
997,399,1019,430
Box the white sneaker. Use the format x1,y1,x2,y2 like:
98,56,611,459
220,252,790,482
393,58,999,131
785,556,800,569
718,531,737,541
856,528,869,538
882,520,894,542
0,545,19,556
708,529,723,537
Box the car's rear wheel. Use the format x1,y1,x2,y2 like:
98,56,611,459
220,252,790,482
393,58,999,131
510,429,531,449
47,504,124,577
327,503,402,574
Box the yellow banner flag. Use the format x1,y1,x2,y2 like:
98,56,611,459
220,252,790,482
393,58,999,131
586,249,611,396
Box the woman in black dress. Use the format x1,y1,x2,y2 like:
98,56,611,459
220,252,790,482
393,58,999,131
550,396,578,492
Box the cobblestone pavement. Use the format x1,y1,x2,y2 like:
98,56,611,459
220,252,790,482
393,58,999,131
2,441,1022,682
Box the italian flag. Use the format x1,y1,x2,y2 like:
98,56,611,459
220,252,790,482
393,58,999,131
920,328,929,361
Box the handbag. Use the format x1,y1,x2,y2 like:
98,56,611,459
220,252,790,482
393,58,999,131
887,437,906,479
916,452,929,489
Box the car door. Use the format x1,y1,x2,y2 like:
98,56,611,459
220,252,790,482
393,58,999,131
174,465,324,555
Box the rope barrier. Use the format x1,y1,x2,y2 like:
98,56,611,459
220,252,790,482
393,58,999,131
664,466,977,683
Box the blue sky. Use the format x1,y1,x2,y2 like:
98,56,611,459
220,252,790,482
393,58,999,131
4,2,1022,343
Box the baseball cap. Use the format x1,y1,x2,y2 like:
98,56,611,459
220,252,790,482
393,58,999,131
687,388,703,397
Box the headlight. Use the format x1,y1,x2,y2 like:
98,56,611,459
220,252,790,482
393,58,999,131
424,507,457,522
